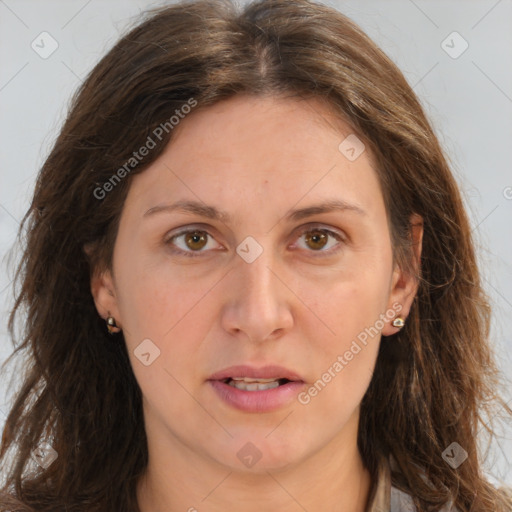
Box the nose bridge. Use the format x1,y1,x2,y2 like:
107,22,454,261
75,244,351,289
241,250,276,302
222,236,293,341
237,239,280,308
235,231,276,286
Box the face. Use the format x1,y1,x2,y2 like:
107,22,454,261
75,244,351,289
92,94,420,473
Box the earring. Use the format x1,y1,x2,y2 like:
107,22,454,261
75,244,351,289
392,317,405,329
106,314,121,334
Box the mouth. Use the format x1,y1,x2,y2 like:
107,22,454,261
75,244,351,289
207,364,305,383
221,377,293,391
207,365,306,413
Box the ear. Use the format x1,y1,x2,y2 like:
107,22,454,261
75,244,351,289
382,213,423,336
90,266,123,332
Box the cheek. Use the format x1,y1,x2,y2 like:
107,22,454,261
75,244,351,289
114,250,215,343
297,293,383,423
113,255,223,399
297,257,391,401
298,254,393,345
115,266,210,410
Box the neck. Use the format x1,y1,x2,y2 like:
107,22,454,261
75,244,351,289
136,411,372,512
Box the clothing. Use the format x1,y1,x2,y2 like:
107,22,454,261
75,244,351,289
366,456,456,512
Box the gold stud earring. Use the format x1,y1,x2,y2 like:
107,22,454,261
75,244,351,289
106,314,121,334
392,317,405,329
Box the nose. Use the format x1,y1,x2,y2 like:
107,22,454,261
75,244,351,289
220,246,294,343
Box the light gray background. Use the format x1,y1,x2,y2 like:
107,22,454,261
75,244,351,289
1,0,511,486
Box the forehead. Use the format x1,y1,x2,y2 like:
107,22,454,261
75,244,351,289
123,94,384,222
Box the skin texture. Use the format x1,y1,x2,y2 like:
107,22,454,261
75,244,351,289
91,95,423,512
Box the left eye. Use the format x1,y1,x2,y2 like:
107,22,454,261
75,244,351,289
293,227,344,254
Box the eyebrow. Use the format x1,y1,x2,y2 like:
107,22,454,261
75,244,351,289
143,198,366,223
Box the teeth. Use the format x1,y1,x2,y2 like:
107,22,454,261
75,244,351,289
230,377,280,383
228,379,281,391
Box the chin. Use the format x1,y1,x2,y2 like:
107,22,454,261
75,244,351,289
214,433,309,474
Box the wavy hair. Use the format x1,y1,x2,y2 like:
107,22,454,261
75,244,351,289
1,0,511,510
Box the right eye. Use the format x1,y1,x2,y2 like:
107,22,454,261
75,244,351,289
165,228,223,257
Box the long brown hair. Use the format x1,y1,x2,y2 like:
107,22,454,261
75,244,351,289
1,0,510,510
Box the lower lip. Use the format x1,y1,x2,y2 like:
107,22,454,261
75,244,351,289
208,380,306,413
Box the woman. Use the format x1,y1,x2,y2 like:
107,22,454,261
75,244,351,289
0,0,510,510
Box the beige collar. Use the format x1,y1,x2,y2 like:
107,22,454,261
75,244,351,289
365,456,457,512
365,455,392,512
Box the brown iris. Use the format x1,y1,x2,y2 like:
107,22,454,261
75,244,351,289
304,230,328,250
185,231,208,250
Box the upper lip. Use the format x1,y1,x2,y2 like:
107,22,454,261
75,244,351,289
208,364,304,382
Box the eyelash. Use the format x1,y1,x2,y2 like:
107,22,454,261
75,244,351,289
164,224,345,258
